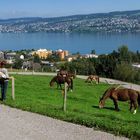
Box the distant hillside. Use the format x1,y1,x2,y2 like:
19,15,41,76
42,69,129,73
0,10,140,33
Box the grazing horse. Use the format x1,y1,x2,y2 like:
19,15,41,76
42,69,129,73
85,75,99,84
49,75,73,91
99,87,140,114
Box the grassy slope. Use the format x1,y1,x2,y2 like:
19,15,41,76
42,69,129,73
3,74,140,139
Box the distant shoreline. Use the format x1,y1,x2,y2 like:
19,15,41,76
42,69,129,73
0,32,140,54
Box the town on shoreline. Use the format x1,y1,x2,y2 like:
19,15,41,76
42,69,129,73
0,10,140,33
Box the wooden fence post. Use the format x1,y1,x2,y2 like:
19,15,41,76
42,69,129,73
63,82,67,112
11,77,15,100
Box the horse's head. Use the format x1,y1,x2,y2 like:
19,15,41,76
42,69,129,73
72,73,76,79
49,77,57,87
67,72,76,79
49,80,54,87
99,97,105,108
99,87,115,108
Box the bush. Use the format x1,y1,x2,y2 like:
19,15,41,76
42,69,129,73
113,63,140,84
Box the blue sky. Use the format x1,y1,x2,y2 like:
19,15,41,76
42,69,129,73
0,0,140,18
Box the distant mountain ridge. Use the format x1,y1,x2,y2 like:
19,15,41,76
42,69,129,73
0,9,140,33
1,10,140,23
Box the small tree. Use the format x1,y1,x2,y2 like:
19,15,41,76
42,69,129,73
118,45,132,63
13,59,23,69
33,54,41,63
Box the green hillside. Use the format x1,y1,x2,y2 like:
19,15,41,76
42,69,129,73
3,74,140,140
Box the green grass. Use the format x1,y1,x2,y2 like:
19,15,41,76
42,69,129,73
2,74,140,140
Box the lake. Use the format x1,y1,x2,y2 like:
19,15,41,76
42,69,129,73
0,32,140,54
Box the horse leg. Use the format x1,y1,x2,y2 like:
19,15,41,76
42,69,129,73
129,101,133,112
133,101,138,114
97,77,99,84
69,79,73,92
67,85,69,91
113,99,120,111
95,78,98,84
67,84,72,92
57,83,59,89
95,80,97,84
60,84,63,90
85,77,89,83
70,85,73,92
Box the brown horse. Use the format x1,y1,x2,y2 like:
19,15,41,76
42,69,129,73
85,75,99,84
57,69,76,79
99,87,140,114
49,75,73,91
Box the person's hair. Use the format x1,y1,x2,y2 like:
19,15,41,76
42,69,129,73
0,61,6,66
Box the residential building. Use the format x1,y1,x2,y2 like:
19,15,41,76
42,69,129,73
0,51,4,59
132,63,140,68
55,49,69,60
84,54,98,58
32,49,52,59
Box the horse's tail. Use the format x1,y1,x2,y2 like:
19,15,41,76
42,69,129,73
137,92,140,107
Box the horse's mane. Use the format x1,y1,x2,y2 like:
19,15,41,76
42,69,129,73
101,87,115,100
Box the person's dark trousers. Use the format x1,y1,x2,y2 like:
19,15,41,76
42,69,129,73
1,80,8,100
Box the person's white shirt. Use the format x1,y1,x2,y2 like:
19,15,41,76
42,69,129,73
0,68,9,80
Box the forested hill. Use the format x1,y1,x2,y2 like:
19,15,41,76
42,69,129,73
0,10,140,33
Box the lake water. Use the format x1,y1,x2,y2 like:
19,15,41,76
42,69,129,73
0,32,140,54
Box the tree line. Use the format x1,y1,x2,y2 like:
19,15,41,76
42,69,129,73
60,46,140,84
7,45,140,84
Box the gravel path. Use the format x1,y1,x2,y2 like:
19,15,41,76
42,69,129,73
0,104,128,140
77,75,140,91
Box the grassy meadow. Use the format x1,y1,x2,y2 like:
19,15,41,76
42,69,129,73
2,74,140,139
